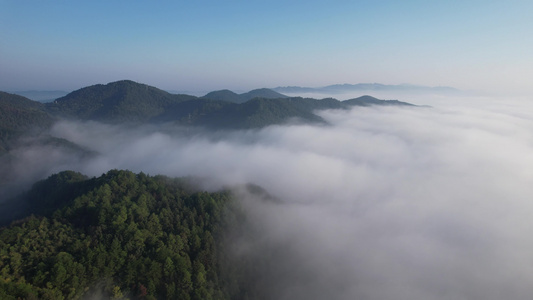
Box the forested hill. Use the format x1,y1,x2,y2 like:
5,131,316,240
46,80,197,122
0,169,248,300
0,92,55,152
202,88,288,104
0,80,415,137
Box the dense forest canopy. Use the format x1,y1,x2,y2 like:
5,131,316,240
0,92,55,153
0,169,260,300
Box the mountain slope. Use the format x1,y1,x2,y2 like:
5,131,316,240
344,95,416,106
202,88,288,103
195,97,323,128
191,95,413,129
0,92,55,152
202,89,241,103
239,88,288,102
46,80,196,122
0,169,242,299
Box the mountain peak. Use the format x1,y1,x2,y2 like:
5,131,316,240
48,80,196,122
202,90,240,102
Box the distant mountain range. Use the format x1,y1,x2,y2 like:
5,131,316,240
0,80,415,153
46,80,413,126
273,83,461,95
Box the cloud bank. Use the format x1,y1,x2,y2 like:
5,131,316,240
3,95,533,299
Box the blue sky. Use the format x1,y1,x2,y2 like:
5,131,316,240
1,0,532,93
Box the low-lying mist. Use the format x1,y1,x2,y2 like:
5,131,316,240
3,94,533,299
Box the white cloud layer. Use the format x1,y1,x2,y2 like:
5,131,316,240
3,95,533,299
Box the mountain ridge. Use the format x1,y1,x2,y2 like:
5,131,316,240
202,88,288,103
273,83,460,95
41,80,414,128
0,80,416,151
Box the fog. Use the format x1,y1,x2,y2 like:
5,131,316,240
3,94,533,299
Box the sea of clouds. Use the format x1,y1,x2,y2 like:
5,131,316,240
2,93,533,299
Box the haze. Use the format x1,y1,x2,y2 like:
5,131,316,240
1,1,533,95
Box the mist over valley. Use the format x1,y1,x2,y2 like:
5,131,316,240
1,80,533,299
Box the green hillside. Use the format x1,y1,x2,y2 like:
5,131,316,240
343,95,416,106
46,80,196,122
202,88,288,104
197,97,325,128
194,95,410,129
0,92,55,152
0,170,247,300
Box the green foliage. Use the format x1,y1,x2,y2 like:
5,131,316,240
0,91,55,152
26,171,90,214
194,95,412,129
197,97,331,128
0,169,240,299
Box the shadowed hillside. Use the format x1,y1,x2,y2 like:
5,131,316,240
46,80,196,122
0,92,55,152
1,80,415,134
202,88,288,103
0,170,248,300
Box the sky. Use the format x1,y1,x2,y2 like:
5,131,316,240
1,0,532,94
